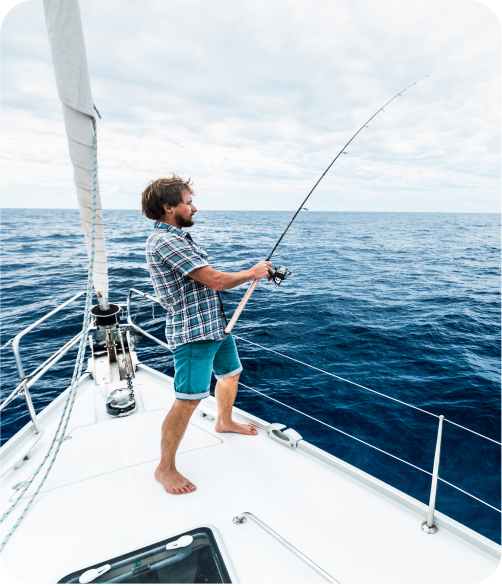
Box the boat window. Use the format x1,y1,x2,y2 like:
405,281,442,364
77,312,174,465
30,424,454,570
58,527,231,584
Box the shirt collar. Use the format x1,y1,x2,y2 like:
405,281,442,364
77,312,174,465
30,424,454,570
154,221,186,237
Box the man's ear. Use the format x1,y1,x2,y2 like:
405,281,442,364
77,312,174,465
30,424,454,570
163,203,172,215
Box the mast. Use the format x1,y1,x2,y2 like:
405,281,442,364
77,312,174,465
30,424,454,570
43,0,109,308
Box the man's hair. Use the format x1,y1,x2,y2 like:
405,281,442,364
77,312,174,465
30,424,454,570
141,175,195,220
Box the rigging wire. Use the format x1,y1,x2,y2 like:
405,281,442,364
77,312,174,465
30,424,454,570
266,75,429,262
238,381,432,475
233,335,502,446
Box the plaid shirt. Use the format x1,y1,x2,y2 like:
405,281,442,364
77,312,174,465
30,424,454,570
146,222,227,350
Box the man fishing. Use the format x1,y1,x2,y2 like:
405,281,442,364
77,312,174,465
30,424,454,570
142,175,272,495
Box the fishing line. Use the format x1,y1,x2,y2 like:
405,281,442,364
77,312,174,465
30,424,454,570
225,75,429,333
265,75,429,262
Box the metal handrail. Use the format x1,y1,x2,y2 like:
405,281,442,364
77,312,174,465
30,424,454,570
0,332,83,411
11,290,85,379
233,512,338,583
1,291,86,432
126,288,170,349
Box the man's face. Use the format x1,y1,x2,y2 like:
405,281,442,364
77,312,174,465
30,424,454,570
171,191,197,228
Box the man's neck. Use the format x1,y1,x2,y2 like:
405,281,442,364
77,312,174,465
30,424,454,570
157,215,183,230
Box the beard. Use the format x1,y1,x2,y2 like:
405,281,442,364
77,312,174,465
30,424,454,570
174,212,194,227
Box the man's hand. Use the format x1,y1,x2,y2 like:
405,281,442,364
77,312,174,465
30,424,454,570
249,261,273,281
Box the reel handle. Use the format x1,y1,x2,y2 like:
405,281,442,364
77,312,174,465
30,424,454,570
224,279,259,334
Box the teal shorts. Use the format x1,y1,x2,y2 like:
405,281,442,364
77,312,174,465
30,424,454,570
173,334,243,400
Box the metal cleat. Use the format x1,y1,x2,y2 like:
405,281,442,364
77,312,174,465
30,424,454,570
265,423,302,449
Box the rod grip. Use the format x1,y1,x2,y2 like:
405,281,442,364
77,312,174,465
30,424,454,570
224,279,259,334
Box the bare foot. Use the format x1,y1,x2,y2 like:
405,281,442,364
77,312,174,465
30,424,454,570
214,420,258,435
155,466,197,495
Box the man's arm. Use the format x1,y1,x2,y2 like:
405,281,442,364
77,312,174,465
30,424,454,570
189,261,273,291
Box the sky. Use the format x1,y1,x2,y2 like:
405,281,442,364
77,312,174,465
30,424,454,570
0,0,500,212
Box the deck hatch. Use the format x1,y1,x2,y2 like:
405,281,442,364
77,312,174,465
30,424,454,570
58,527,231,584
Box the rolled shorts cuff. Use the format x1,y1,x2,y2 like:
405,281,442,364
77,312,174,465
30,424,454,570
214,366,243,380
175,390,210,401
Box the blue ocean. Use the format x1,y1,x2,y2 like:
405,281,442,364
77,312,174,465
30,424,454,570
1,208,500,543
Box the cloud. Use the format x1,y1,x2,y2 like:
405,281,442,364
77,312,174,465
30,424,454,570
1,0,500,212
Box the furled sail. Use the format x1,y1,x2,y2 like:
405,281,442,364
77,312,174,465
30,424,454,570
43,0,108,300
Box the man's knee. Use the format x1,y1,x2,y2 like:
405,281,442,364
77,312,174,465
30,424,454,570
173,398,201,412
218,372,240,385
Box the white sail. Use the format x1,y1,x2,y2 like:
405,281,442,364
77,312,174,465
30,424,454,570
43,0,108,299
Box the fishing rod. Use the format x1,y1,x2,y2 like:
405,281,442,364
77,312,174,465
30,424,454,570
224,75,429,334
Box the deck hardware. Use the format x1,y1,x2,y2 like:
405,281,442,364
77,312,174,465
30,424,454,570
88,334,95,379
79,564,111,584
266,423,302,448
0,432,44,478
198,410,215,421
422,415,444,534
233,512,339,583
91,303,121,333
11,481,30,491
166,535,193,549
13,453,32,470
106,387,138,418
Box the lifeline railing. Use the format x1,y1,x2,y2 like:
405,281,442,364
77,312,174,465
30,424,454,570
0,291,86,433
123,288,502,534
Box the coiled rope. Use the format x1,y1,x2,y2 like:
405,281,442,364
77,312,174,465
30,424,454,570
0,118,100,552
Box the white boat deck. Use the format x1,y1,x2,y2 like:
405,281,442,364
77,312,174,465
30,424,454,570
0,360,499,583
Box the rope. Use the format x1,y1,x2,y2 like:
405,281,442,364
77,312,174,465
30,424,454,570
238,382,432,476
0,339,13,351
0,118,100,553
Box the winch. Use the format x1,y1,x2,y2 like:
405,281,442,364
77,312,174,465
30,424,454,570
105,376,137,417
89,298,138,418
272,266,292,286
90,302,121,332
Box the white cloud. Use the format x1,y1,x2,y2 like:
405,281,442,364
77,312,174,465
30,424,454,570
1,0,500,212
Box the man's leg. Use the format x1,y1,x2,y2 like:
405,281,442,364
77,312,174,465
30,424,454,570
155,398,200,494
214,373,258,435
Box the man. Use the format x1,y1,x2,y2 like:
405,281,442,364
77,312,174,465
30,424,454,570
142,175,272,495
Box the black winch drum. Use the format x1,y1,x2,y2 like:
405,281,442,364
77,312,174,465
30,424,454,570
91,303,121,332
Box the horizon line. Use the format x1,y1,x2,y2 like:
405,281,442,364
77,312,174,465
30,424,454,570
0,208,500,214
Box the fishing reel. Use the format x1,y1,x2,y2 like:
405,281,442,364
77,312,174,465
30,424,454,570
272,265,292,286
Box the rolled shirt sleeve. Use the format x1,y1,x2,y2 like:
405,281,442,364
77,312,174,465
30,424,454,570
155,236,209,276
